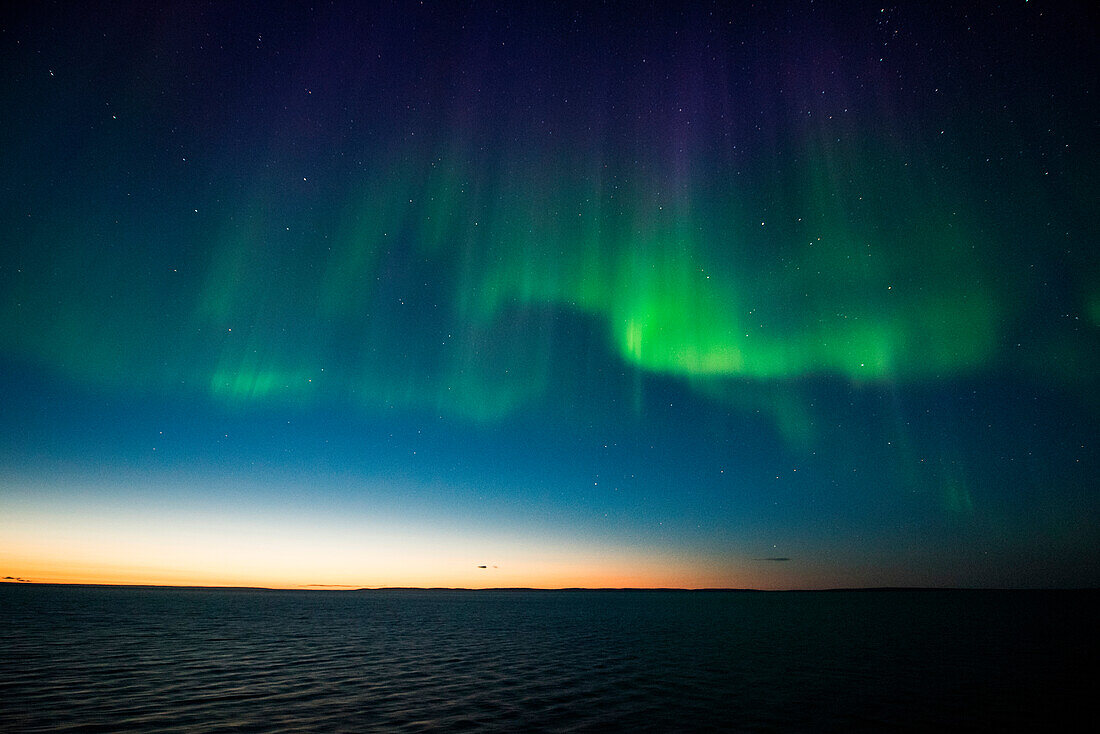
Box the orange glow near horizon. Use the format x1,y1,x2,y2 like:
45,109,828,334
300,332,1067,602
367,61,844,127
0,524,825,590
0,507,769,590
1,543,845,589
1,482,841,590
1,535,774,590
0,559,750,591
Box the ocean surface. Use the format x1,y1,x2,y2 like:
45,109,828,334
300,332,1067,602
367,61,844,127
1,585,1094,732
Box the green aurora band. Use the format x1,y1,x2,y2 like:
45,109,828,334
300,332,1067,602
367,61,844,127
4,128,1024,429
5,0,1096,444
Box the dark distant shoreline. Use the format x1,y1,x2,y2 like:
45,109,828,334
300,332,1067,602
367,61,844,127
3,581,1097,593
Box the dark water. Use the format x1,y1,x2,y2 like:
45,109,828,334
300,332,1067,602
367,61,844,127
1,585,1094,732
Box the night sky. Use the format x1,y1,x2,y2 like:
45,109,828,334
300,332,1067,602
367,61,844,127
1,1,1096,589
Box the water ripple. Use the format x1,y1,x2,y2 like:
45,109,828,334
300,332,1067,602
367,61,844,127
2,587,1095,731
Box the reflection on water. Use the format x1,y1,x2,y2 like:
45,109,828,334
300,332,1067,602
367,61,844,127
1,586,1094,731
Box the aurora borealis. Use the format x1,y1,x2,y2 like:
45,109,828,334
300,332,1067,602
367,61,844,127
1,1,1096,588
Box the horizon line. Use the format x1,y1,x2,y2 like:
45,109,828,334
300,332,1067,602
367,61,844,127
3,581,1096,592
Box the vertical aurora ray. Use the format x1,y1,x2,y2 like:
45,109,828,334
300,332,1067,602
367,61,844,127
0,122,1056,423
0,6,1069,423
